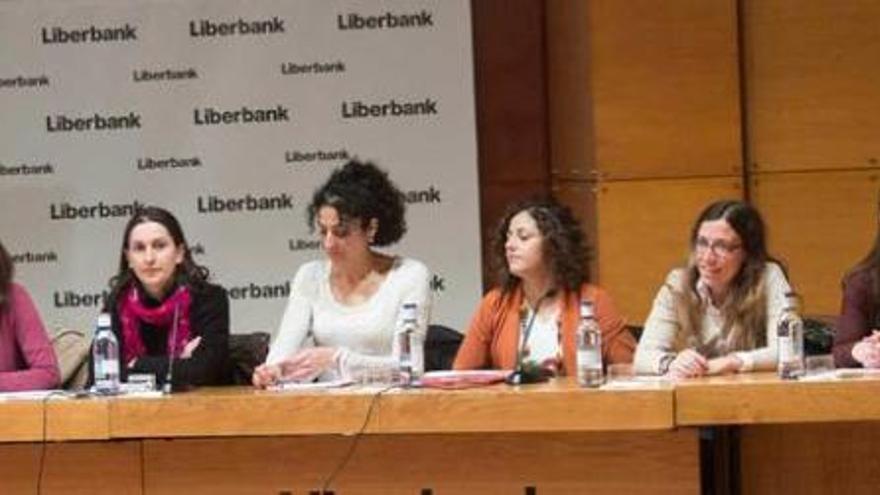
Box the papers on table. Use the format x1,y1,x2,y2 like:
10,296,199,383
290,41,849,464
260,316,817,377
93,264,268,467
600,376,670,390
420,370,509,389
268,378,354,392
0,389,68,401
799,367,880,382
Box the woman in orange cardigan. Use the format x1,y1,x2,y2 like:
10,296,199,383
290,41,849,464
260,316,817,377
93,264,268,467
454,198,635,377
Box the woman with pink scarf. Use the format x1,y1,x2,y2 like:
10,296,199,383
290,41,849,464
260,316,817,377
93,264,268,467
101,206,229,389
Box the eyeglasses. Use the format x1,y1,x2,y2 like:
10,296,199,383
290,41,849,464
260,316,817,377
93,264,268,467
694,237,742,258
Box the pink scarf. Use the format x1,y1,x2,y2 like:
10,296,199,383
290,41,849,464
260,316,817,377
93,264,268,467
118,284,192,363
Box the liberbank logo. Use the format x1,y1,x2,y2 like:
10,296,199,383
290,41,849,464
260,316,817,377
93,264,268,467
42,24,137,44
281,61,345,76
288,238,320,251
194,105,290,126
190,17,286,37
54,289,108,308
284,149,348,164
341,98,437,119
197,193,294,214
0,161,54,176
403,186,442,204
0,75,49,89
50,200,144,220
430,274,445,293
137,156,202,172
189,243,206,256
46,112,141,133
11,251,58,264
337,10,434,30
133,67,198,83
228,281,290,300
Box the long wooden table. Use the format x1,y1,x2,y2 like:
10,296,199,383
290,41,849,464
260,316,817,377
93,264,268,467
675,372,880,494
6,372,878,494
0,380,699,494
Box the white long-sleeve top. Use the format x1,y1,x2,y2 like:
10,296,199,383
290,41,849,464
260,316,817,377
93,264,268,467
266,257,432,379
634,262,792,374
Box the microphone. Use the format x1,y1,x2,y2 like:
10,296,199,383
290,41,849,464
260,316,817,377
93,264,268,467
506,289,556,385
162,302,180,395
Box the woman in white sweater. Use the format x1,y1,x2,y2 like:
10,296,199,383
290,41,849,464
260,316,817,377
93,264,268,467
252,160,431,386
634,200,793,378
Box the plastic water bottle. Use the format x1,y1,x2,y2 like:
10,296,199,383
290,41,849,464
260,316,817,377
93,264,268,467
92,313,120,394
394,302,423,386
576,300,603,387
777,292,805,380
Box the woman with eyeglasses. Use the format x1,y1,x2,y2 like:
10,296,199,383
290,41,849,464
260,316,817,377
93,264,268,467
633,200,793,378
252,160,431,387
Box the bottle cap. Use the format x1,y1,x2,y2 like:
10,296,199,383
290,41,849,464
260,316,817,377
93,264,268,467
97,313,111,328
580,300,595,318
401,302,418,321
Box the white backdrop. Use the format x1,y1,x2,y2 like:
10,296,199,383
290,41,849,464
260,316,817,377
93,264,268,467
0,0,481,336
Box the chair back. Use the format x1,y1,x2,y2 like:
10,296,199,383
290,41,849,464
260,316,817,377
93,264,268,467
228,332,271,385
803,315,837,356
424,324,463,371
51,329,90,390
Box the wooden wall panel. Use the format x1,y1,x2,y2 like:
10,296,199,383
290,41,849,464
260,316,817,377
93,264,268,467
473,0,551,289
0,444,43,495
545,1,594,179
744,0,880,172
143,431,699,495
751,170,878,314
741,422,880,494
0,442,142,495
542,0,880,322
595,177,743,324
554,0,742,179
472,0,549,184
42,442,142,494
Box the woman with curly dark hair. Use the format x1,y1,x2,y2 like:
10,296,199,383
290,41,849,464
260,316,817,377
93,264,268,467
453,198,635,376
100,206,229,388
253,160,431,386
0,240,60,390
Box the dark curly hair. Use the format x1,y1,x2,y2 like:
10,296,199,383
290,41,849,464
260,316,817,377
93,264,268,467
492,197,592,293
0,240,12,310
108,206,210,306
307,159,407,246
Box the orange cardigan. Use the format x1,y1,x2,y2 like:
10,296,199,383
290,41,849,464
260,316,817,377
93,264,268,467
453,283,635,375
